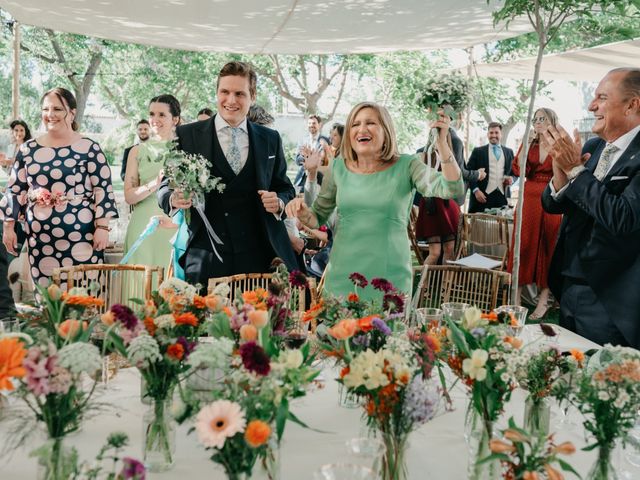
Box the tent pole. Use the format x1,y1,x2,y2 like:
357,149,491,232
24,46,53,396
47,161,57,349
12,20,20,119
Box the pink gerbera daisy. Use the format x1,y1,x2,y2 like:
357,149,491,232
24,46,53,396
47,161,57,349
195,400,246,449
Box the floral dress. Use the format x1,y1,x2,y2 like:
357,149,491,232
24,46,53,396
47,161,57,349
0,138,118,287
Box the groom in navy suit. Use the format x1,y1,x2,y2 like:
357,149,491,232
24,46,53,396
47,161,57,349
158,61,297,287
541,68,640,348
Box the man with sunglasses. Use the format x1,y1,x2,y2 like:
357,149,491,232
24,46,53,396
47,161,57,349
542,68,640,349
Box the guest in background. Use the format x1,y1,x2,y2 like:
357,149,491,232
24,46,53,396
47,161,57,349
0,229,16,321
120,119,150,181
294,115,329,191
197,107,214,121
414,107,467,265
467,122,514,213
0,120,32,170
286,101,463,300
123,95,179,270
0,87,118,288
507,107,563,320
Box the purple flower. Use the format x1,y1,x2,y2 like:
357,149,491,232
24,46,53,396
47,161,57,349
288,270,308,288
23,346,57,396
402,375,440,426
119,457,146,479
348,272,368,288
382,293,405,313
111,304,139,330
176,336,196,358
371,317,392,336
372,277,395,293
239,341,271,376
470,327,486,339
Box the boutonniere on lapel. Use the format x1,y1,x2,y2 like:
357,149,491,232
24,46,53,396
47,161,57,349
161,146,227,261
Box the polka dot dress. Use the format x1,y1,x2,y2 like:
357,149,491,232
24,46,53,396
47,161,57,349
0,138,119,287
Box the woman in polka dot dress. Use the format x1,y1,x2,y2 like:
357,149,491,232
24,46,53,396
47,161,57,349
1,87,118,288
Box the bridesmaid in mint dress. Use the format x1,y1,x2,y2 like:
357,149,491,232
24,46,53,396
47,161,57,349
286,102,463,300
123,95,180,270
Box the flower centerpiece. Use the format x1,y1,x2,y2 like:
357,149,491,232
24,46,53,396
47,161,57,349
0,332,102,479
103,278,215,472
177,310,319,479
567,345,640,480
482,417,578,480
441,307,524,480
515,343,582,440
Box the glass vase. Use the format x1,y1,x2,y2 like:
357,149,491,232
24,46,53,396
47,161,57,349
586,441,620,480
143,398,176,472
252,436,281,480
375,428,409,480
523,396,551,439
338,383,359,408
35,436,76,480
466,409,501,480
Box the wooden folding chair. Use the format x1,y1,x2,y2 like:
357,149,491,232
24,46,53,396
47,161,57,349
413,264,511,313
408,208,429,265
456,213,512,270
52,264,164,312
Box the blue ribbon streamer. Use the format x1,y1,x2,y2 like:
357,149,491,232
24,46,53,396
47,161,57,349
119,217,161,265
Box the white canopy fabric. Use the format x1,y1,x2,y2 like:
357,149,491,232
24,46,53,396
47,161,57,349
0,0,532,54
466,39,640,82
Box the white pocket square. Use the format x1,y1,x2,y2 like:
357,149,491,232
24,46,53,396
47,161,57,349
268,155,276,159
610,176,629,180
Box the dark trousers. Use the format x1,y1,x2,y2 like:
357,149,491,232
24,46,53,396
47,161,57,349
184,247,273,292
469,189,507,213
560,279,628,347
0,224,16,318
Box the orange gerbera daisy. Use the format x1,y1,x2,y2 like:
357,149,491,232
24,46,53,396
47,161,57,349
0,337,27,391
144,316,157,336
193,295,207,309
570,349,584,364
245,420,271,448
347,292,359,303
61,293,105,308
242,289,268,311
481,311,498,322
174,312,198,327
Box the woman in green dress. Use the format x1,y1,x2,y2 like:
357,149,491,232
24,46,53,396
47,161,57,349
123,95,180,270
286,102,463,300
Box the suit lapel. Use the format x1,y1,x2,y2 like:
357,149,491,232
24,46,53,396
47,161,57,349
247,122,271,190
603,131,640,180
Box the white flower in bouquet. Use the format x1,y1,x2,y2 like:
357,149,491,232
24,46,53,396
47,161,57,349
212,282,231,299
344,349,390,390
188,338,234,370
154,314,176,330
272,349,304,371
462,349,489,381
127,333,162,368
158,277,197,302
57,342,102,375
462,306,485,330
163,149,225,202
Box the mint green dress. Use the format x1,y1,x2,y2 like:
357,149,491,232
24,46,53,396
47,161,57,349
312,154,463,300
123,141,176,269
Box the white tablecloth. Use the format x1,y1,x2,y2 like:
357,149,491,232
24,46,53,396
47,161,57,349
2,326,639,479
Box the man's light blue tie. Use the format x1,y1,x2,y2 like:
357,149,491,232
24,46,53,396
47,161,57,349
492,144,502,159
227,126,242,174
593,143,619,181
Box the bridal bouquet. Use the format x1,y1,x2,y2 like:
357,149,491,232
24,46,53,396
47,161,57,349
418,72,474,118
162,146,225,223
441,307,524,480
567,345,640,479
0,333,103,479
103,278,216,472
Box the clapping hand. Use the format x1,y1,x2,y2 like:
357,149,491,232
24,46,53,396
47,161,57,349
541,125,591,175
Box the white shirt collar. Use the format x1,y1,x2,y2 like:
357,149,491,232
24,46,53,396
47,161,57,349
215,114,248,134
609,124,640,152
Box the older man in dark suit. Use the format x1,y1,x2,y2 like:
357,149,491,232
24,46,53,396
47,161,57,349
541,67,640,348
158,61,297,287
467,122,514,213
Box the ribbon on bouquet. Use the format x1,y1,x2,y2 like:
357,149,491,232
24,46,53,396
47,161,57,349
119,217,160,264
424,127,440,188
193,199,224,262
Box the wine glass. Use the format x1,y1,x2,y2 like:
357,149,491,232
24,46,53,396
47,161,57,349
345,437,385,475
441,302,470,323
494,305,528,338
415,308,443,328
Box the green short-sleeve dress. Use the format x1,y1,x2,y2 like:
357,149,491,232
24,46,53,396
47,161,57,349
311,154,463,300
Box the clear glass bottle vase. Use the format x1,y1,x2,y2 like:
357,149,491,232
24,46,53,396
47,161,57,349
143,398,176,472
